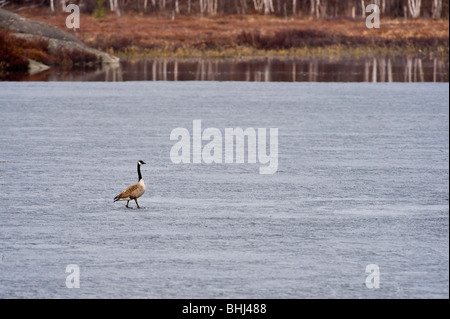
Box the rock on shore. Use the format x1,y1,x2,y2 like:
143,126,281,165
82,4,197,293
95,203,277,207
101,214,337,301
0,8,119,69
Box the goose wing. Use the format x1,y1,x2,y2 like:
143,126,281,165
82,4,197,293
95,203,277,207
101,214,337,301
115,183,140,200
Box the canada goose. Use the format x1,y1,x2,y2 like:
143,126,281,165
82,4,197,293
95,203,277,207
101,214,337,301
114,160,146,208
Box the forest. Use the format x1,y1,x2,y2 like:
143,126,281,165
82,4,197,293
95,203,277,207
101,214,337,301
1,0,448,75
2,0,448,19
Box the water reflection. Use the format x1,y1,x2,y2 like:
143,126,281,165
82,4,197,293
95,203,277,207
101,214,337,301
6,57,449,82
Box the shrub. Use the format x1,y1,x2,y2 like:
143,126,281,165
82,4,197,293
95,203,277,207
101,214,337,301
236,28,449,51
47,48,100,67
0,29,30,73
236,29,345,50
90,33,136,51
93,0,107,19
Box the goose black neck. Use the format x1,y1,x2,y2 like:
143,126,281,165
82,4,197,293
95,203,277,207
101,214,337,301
137,163,143,181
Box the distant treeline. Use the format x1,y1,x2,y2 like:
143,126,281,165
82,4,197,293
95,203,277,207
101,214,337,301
4,0,449,19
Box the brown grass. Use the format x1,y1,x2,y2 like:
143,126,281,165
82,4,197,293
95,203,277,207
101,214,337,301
17,9,450,57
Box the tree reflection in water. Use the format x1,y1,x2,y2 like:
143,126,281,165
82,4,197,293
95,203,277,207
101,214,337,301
11,57,449,82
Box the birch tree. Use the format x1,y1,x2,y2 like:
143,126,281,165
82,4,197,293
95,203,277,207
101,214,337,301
431,0,442,19
114,0,121,16
208,0,218,15
254,0,263,11
199,0,206,15
408,0,421,18
13,0,449,18
253,0,274,15
310,0,327,18
175,0,180,14
200,0,219,16
236,0,247,14
264,0,274,14
372,0,385,14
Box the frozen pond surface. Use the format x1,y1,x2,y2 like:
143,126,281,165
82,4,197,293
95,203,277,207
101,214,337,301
0,82,448,298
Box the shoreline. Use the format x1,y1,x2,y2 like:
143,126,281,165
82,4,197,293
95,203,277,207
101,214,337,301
15,9,449,60
114,44,449,60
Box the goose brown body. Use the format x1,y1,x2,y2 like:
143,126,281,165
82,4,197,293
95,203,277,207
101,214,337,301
114,161,146,208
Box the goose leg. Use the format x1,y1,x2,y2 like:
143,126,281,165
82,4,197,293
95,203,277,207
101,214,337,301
134,199,140,209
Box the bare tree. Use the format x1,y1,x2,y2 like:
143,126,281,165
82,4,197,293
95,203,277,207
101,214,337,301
209,0,218,15
253,0,274,14
408,0,421,18
8,0,448,19
372,0,385,14
310,0,327,18
432,0,442,19
254,0,263,12
114,0,121,16
236,0,247,14
264,0,274,14
199,0,206,15
199,0,218,16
